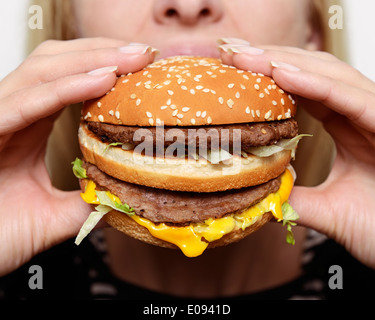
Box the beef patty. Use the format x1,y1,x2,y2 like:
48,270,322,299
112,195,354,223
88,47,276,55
87,119,298,149
82,161,281,224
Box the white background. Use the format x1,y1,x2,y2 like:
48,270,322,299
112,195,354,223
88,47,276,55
0,0,375,81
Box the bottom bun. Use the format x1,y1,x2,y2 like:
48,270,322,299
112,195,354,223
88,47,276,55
103,209,273,251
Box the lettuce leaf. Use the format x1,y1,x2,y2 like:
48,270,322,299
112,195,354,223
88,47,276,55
72,158,87,179
74,205,111,245
201,148,233,164
95,191,135,216
281,201,300,245
75,191,135,245
246,134,312,159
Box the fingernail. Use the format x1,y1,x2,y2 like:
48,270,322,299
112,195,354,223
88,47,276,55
271,61,300,72
218,44,264,55
119,43,159,55
88,66,118,76
217,37,251,46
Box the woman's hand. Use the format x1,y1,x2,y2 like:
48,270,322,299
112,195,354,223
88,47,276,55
0,38,157,276
219,41,375,269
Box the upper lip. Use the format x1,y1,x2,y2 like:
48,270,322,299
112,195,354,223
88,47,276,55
157,40,220,60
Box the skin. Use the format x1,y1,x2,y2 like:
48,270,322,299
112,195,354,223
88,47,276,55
0,0,375,295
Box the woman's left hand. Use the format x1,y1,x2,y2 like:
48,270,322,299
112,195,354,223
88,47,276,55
219,41,375,269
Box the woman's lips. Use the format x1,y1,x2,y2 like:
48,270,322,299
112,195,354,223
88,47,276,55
158,44,220,60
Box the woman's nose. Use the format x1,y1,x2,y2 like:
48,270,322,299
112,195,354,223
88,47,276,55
153,0,223,25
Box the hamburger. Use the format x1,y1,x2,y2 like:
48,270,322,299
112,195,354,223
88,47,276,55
73,56,304,257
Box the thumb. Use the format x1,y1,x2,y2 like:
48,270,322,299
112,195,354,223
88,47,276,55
45,190,94,247
289,185,335,239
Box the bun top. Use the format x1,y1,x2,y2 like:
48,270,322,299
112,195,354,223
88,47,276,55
82,56,296,126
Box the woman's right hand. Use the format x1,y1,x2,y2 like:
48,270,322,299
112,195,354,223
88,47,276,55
0,38,157,276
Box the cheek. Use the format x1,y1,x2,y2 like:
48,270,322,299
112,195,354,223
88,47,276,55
232,0,310,46
73,0,146,39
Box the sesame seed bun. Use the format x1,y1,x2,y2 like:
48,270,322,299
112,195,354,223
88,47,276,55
82,56,296,126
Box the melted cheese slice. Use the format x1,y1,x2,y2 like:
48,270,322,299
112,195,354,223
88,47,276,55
80,169,294,257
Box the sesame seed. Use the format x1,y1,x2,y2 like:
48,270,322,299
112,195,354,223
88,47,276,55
254,84,260,90
136,82,142,87
277,115,283,120
203,88,210,93
166,99,172,106
251,110,255,117
146,112,152,118
164,80,171,85
240,84,246,90
98,115,104,122
279,89,285,94
115,111,120,119
227,99,234,108
148,118,154,125
136,98,141,106
168,90,174,96
256,110,261,117
243,75,249,80
246,107,251,114
264,88,270,95
256,78,262,83
130,94,136,99
196,111,202,117
156,118,162,126
170,104,177,110
190,89,196,95
265,110,272,120
207,116,212,124
261,129,267,134
201,111,207,118
84,112,92,120
218,97,224,104
161,105,168,110
259,93,265,98
228,83,235,89
97,102,102,108
281,98,285,106
182,107,190,112
235,92,241,99
122,79,129,83
172,110,178,117
181,86,188,90
272,100,277,106
177,119,182,125
143,71,149,76
109,110,114,116
111,87,115,92
177,114,184,119
196,85,204,90
191,118,196,125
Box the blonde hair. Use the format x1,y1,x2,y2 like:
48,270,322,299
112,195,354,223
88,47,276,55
26,0,343,189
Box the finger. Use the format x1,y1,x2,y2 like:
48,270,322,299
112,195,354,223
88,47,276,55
218,44,375,92
289,185,334,239
0,66,118,135
269,62,375,132
30,37,128,56
1,44,157,96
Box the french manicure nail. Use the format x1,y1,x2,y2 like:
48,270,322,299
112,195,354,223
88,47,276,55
219,44,264,55
271,61,300,72
119,44,152,54
88,66,118,76
217,37,251,46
